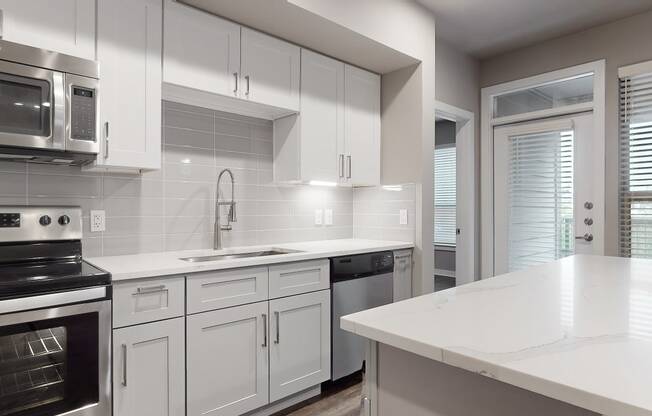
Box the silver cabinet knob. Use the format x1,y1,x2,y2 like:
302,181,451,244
575,233,593,242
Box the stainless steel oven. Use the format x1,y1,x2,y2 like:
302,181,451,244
0,290,111,416
0,206,112,416
0,39,99,164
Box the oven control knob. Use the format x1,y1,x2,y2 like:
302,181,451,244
58,215,71,226
39,215,52,226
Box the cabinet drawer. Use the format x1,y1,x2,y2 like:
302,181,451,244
269,260,329,298
187,267,268,314
113,276,185,328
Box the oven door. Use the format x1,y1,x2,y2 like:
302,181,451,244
0,297,110,416
0,60,65,151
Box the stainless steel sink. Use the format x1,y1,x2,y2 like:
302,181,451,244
179,248,302,262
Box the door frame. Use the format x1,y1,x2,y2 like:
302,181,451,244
480,60,606,278
435,100,476,285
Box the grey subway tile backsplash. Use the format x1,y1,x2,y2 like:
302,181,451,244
0,101,415,256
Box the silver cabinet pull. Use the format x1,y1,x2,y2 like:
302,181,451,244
121,343,127,387
261,313,268,347
245,75,250,96
233,72,238,94
135,284,166,294
575,233,594,242
0,10,4,39
339,154,345,178
104,122,109,159
274,311,280,344
346,155,352,179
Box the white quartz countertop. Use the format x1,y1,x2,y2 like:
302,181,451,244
87,239,413,281
341,255,652,416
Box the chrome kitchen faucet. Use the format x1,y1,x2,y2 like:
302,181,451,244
214,168,237,250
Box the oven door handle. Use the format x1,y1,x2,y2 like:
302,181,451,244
0,286,107,315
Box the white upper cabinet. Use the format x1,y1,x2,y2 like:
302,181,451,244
91,0,162,171
345,65,381,186
163,0,239,97
300,49,345,183
240,28,300,111
0,0,95,59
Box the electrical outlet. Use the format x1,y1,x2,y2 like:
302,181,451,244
90,210,106,232
324,209,333,225
314,209,323,225
399,209,408,225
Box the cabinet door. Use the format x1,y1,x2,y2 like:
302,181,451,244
393,250,413,302
113,318,185,416
163,0,240,97
187,302,269,416
345,65,381,186
300,49,344,183
241,28,300,111
269,290,330,402
95,0,162,171
0,0,95,59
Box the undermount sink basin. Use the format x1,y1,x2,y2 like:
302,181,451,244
179,248,302,263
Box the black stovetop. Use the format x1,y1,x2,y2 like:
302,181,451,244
0,240,111,300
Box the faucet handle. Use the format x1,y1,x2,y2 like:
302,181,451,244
228,202,237,222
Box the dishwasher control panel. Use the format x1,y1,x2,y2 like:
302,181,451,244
330,251,394,282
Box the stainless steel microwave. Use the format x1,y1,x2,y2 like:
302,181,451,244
0,39,99,165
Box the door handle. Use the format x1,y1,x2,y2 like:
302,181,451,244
134,285,166,295
245,75,250,96
104,122,109,159
575,233,593,242
0,10,4,39
233,72,238,94
346,155,352,179
361,396,371,416
339,154,345,178
274,311,280,344
121,343,127,387
262,313,268,347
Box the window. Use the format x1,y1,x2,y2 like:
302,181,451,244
619,63,652,258
507,129,574,272
434,145,456,246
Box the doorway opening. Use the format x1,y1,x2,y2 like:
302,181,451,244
434,101,476,291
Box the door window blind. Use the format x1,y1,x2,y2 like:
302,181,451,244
620,68,652,258
434,145,456,246
508,130,574,271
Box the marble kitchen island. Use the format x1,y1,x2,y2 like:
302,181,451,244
341,255,652,416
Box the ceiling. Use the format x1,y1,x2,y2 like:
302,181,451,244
417,0,652,58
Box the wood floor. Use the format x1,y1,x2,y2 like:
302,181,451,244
284,383,362,416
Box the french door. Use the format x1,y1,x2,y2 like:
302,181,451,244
493,113,598,274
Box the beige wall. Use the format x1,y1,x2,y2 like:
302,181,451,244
480,10,652,256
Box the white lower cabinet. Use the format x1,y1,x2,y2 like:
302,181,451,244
187,302,269,416
269,290,331,402
112,317,185,416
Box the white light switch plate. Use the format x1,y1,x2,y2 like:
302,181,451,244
315,209,323,225
90,210,106,232
324,209,333,225
399,209,408,225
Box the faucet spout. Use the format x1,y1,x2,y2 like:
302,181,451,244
215,168,236,250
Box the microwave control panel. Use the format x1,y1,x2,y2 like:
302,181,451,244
70,87,97,142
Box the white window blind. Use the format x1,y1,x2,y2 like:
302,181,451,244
434,145,456,246
619,66,652,258
508,130,574,272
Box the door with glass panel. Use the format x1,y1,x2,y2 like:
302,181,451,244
493,113,596,274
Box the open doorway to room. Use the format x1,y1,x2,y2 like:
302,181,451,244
434,101,476,291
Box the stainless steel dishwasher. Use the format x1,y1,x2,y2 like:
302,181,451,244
330,251,394,381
